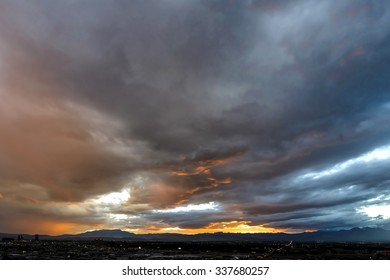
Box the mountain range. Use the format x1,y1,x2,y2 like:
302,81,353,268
1,227,390,243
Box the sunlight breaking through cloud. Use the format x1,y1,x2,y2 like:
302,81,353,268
95,189,130,205
153,202,219,213
358,205,390,219
301,144,390,180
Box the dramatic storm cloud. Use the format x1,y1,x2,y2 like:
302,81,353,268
1,0,390,235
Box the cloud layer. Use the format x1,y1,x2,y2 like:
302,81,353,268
1,0,390,234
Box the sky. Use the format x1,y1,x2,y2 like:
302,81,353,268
0,0,390,235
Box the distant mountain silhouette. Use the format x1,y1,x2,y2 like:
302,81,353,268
74,229,136,238
1,227,389,242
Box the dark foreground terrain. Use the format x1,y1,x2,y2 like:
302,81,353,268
1,240,390,260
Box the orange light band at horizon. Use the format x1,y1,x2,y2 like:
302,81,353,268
4,220,306,236
125,221,289,235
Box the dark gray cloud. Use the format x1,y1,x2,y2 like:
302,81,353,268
1,0,390,234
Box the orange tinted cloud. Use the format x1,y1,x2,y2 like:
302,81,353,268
183,177,233,196
157,156,235,203
0,86,129,202
167,158,236,177
3,216,98,235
